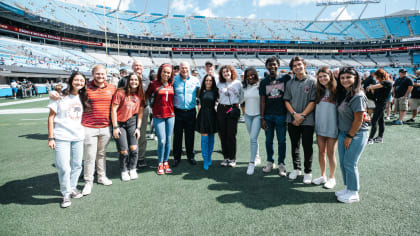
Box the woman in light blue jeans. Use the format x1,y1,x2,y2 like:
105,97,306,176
335,67,369,204
146,64,175,175
48,72,87,208
242,67,261,175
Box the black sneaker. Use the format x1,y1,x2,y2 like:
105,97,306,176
405,118,415,123
137,159,147,168
220,159,229,167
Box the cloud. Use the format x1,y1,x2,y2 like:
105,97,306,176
61,0,132,10
193,7,216,17
170,0,195,13
211,0,229,7
321,7,354,20
248,13,257,19
255,0,316,7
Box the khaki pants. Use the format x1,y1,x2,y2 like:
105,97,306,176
83,126,111,183
138,106,149,160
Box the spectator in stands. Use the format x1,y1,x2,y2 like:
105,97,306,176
204,61,218,84
241,67,262,175
335,67,369,203
192,69,200,79
10,80,17,99
172,62,201,167
362,70,377,118
111,73,145,181
284,56,316,184
312,67,338,189
259,56,290,176
406,70,420,123
146,64,175,175
47,71,87,208
119,68,128,78
173,65,180,76
217,65,241,167
109,73,119,87
195,74,218,170
148,70,157,140
366,69,392,144
392,68,413,125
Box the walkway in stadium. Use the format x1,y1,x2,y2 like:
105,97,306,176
0,97,49,114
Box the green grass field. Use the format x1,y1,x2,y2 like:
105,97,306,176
0,99,419,235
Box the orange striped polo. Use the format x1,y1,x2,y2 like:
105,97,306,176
82,81,116,128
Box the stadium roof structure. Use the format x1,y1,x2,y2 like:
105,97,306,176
0,0,419,42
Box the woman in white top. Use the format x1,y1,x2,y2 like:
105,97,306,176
216,65,242,167
313,67,338,189
48,72,87,208
241,67,262,175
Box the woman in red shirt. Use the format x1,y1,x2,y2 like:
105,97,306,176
111,73,145,181
146,64,175,175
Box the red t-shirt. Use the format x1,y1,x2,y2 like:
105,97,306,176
82,81,116,128
146,80,175,118
112,89,145,122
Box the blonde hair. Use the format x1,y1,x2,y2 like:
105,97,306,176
91,64,107,75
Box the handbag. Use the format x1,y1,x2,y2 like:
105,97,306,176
226,89,241,119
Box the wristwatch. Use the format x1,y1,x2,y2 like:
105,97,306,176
346,134,354,139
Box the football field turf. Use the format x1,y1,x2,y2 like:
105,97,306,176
0,99,419,235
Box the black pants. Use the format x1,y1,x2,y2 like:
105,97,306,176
173,108,196,160
114,115,139,172
216,104,239,161
287,124,314,174
369,102,386,139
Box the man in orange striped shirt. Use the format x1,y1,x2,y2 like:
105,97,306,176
81,65,116,196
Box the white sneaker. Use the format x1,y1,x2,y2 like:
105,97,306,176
288,169,301,180
335,188,348,197
254,156,261,166
247,163,255,175
323,178,336,189
70,189,83,199
220,159,229,167
337,190,360,203
262,162,275,173
129,169,138,180
82,182,92,196
312,176,327,185
150,134,155,139
61,196,71,208
278,163,287,177
121,171,130,181
303,173,312,184
98,177,113,186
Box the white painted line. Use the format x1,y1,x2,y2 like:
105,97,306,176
0,108,49,114
0,97,49,107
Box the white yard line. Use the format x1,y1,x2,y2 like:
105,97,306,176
0,108,49,114
0,97,49,107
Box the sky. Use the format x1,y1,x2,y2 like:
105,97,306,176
62,0,419,21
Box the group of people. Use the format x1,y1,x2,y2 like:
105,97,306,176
47,55,418,208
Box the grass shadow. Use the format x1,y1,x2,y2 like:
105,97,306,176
168,160,337,210
18,133,48,140
0,173,62,205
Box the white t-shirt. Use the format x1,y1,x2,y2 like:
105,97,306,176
48,95,85,141
217,80,242,105
242,83,260,116
11,82,17,88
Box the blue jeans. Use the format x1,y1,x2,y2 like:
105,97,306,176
154,117,175,163
338,130,368,191
54,139,83,197
264,114,287,165
245,114,261,163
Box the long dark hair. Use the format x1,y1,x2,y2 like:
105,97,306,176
199,74,219,100
315,67,336,104
63,71,91,112
218,65,237,83
157,63,174,84
123,73,144,98
336,67,362,105
243,67,260,89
